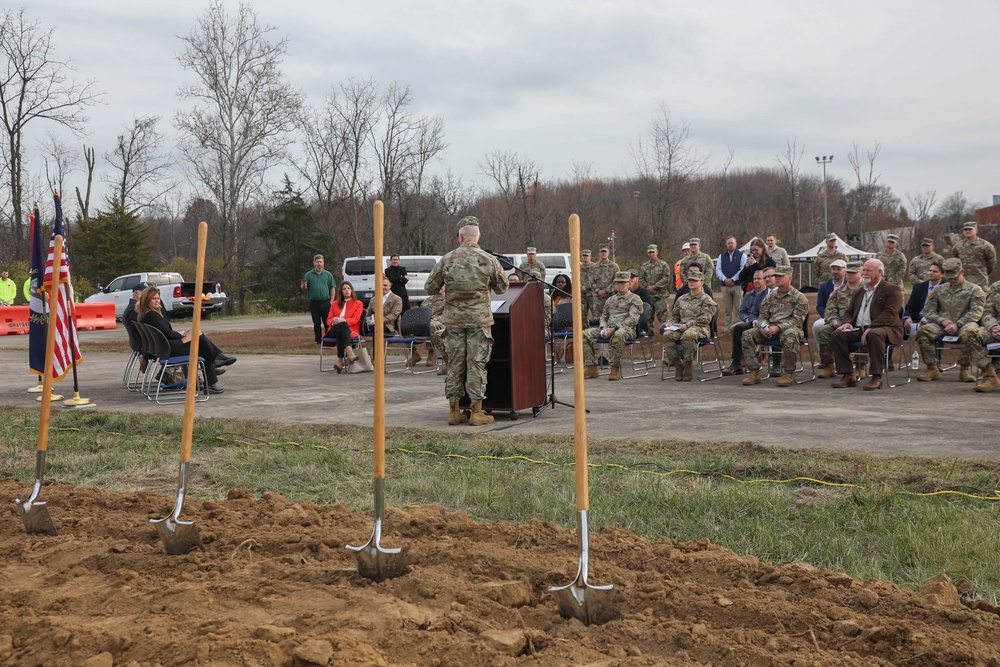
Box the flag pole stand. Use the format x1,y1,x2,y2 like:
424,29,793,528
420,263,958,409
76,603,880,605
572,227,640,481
27,380,43,393
36,392,63,402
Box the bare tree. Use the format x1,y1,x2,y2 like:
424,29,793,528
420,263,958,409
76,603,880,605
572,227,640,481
75,144,95,222
104,114,174,212
330,77,379,255
478,149,543,247
174,0,303,271
906,190,937,224
0,8,102,255
38,131,76,201
846,141,882,243
775,138,805,248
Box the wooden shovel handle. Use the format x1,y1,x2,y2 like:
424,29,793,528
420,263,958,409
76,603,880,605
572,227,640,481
37,234,64,454
179,222,208,464
568,215,588,512
373,201,386,479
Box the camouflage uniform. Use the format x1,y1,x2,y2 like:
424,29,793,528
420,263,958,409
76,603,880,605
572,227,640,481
518,259,546,281
816,282,861,364
916,280,986,367
424,291,446,359
952,238,997,288
582,289,642,367
542,291,552,338
908,252,944,283
424,241,509,401
971,280,1000,371
876,249,908,286
639,258,672,323
661,292,715,364
814,249,847,283
588,258,620,318
741,287,809,372
579,260,594,320
679,252,713,282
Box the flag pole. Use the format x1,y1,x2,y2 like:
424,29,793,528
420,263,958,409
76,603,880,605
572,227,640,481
62,280,93,408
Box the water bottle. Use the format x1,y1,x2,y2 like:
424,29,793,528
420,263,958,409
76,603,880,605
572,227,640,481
911,351,919,369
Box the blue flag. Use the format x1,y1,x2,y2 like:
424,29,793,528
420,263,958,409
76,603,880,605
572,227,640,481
28,206,46,376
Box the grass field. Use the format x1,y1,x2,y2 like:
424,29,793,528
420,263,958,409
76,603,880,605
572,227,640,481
3,405,999,603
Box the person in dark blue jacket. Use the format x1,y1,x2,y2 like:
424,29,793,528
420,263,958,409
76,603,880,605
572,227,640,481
723,268,770,376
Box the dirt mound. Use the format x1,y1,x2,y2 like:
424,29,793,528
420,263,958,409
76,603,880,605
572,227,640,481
2,480,998,666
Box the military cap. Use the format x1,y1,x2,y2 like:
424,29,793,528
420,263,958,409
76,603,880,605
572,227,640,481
686,268,705,281
581,249,592,257
775,265,793,276
599,244,609,251
830,259,847,269
825,232,837,241
681,242,691,250
646,244,658,252
526,247,536,254
963,221,978,230
920,238,934,246
845,261,862,273
458,215,479,229
628,268,639,277
942,257,963,278
886,233,899,242
612,271,630,283
688,237,701,245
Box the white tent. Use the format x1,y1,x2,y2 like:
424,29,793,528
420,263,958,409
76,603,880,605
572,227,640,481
788,234,875,262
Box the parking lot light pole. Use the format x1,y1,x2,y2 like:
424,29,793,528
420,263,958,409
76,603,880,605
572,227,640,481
815,155,833,236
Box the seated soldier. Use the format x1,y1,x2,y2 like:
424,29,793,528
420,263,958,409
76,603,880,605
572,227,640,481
916,258,986,382
970,279,1000,392
740,265,809,387
582,271,643,381
816,261,863,378
661,268,715,381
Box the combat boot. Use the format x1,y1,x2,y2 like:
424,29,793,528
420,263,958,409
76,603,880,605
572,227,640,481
437,364,448,376
917,363,941,381
959,364,977,382
672,361,684,381
817,362,837,378
608,365,622,381
408,349,422,367
777,371,795,387
584,365,600,379
469,400,493,426
975,365,1000,393
682,361,695,381
426,354,436,367
742,369,761,386
448,399,468,425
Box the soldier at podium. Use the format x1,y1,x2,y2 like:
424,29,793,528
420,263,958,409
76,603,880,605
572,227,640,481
425,216,509,426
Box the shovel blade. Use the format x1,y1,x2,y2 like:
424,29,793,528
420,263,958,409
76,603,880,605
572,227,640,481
553,582,620,626
15,499,58,536
349,544,409,582
152,517,202,555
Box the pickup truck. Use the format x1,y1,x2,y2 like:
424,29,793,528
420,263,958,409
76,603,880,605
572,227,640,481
84,271,228,320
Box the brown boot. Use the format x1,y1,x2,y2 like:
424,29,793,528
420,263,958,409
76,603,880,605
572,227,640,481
469,400,494,425
817,362,837,379
448,399,469,425
917,364,941,381
742,369,761,386
669,360,684,381
722,361,744,376
959,365,977,382
608,365,622,381
408,350,421,366
426,354,436,367
975,365,1000,393
864,375,883,391
682,361,694,381
832,373,857,388
855,362,867,379
777,371,795,387
584,365,599,379
437,364,448,376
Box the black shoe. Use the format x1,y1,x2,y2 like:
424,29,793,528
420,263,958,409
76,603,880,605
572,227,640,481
215,354,237,367
215,367,226,376
208,384,225,394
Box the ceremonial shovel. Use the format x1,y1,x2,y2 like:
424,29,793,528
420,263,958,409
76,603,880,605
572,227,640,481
549,214,620,625
347,200,408,581
151,222,208,555
15,234,66,536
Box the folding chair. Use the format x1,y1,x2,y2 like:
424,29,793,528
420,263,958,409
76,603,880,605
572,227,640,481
137,322,209,404
319,331,364,372
661,304,724,381
754,317,816,383
122,319,148,391
547,302,575,374
850,340,911,388
384,307,436,374
598,303,653,379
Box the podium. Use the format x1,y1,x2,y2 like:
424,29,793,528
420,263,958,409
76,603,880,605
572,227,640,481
460,281,546,419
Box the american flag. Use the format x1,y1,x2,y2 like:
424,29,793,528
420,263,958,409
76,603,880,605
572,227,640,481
40,193,82,381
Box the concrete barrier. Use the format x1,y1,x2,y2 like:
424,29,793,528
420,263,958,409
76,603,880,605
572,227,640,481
74,302,116,331
0,306,29,335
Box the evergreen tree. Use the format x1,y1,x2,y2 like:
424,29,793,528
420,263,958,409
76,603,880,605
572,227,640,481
73,201,154,287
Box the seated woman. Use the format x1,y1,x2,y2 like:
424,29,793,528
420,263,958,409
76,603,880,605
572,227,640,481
326,281,363,372
551,273,573,308
136,286,234,394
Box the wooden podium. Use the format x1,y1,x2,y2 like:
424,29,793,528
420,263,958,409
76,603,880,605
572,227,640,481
460,281,547,419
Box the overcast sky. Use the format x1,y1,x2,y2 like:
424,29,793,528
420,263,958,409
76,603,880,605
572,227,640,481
21,0,1000,213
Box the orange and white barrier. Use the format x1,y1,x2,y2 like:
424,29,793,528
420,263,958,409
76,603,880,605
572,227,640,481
0,302,117,335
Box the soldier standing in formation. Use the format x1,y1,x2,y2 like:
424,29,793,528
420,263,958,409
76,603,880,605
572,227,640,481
582,271,643,381
814,233,848,283
588,245,619,319
916,258,986,383
908,238,944,283
952,221,997,288
638,244,671,325
876,233,907,286
679,238,713,279
424,216,509,426
741,265,810,387
518,247,546,281
661,268,715,382
579,249,594,320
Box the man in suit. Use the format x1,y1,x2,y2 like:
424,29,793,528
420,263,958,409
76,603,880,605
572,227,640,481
366,277,403,337
902,259,944,335
723,268,768,376
829,258,904,391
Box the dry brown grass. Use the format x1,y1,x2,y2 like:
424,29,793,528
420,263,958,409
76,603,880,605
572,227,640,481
81,327,317,355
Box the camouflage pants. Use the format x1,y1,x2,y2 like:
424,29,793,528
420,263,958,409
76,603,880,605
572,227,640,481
650,296,670,327
916,322,984,368
582,326,633,366
444,325,493,401
661,326,710,363
429,318,446,355
816,322,839,365
742,327,799,372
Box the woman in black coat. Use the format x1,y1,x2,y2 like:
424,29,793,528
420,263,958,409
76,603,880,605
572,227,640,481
384,254,411,312
136,286,235,393
738,238,776,293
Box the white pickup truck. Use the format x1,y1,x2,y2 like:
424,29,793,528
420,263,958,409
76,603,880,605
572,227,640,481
84,271,228,320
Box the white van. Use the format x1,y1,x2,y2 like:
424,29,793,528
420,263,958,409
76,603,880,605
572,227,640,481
504,252,573,285
340,254,442,307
